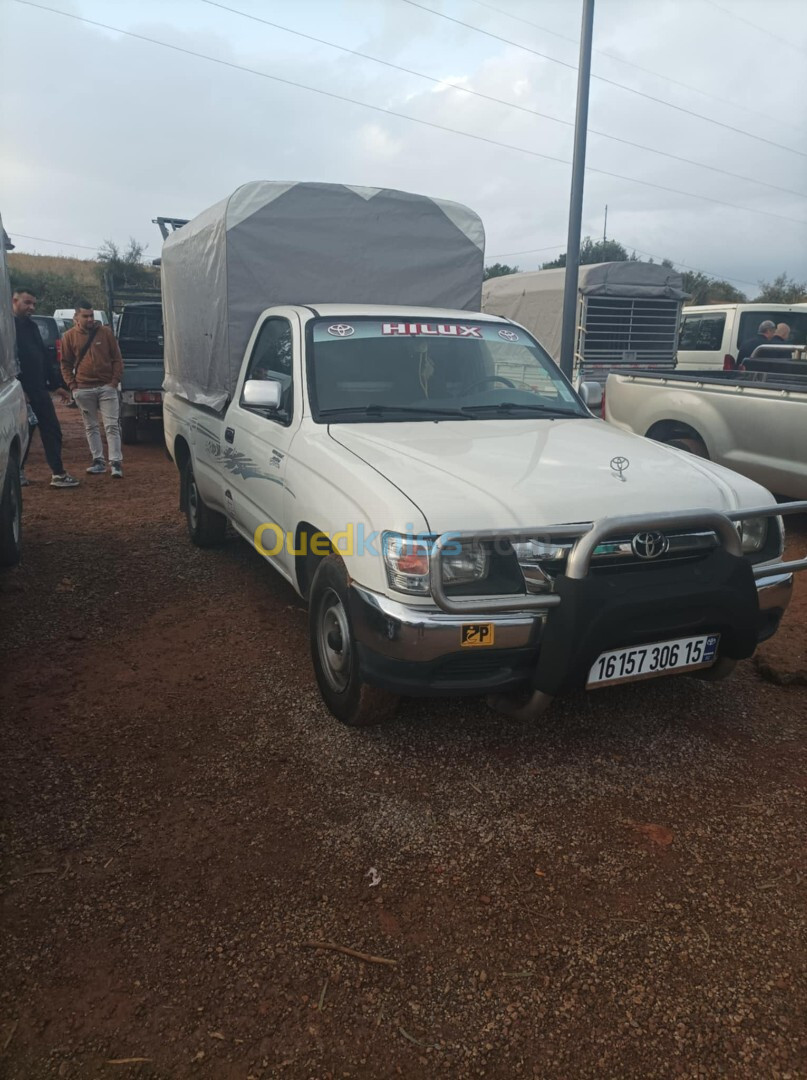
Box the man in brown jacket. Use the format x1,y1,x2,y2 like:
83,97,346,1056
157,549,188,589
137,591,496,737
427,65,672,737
61,300,125,478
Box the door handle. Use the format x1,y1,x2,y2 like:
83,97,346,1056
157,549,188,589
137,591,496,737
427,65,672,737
225,427,235,444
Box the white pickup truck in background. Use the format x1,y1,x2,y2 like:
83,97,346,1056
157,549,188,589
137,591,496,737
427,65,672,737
161,182,806,726
0,212,28,567
605,365,807,499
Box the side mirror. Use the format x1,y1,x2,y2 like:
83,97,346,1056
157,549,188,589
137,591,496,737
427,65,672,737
243,379,282,409
579,381,603,410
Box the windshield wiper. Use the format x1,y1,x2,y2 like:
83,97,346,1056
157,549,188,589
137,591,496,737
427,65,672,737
319,404,471,419
461,401,585,419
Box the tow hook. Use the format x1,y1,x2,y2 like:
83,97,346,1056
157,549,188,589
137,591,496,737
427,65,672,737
487,688,553,720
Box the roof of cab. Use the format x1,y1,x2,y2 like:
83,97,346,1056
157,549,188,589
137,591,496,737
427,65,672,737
301,304,509,322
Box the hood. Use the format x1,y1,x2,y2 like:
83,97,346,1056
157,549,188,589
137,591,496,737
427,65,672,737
328,417,773,532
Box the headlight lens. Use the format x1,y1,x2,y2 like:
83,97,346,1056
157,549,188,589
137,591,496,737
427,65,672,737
441,542,490,586
738,516,767,553
382,534,431,594
382,533,490,595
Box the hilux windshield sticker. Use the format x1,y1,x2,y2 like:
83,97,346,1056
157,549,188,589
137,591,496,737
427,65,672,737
312,321,528,344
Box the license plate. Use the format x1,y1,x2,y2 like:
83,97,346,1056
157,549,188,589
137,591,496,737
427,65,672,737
587,633,720,688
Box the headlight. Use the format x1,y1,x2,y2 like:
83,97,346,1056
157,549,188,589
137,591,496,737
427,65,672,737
382,534,431,594
382,533,490,595
441,542,490,586
738,516,767,553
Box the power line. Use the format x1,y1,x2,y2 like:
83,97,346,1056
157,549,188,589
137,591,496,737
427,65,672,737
401,0,807,160
12,1,807,229
10,233,98,251
467,0,785,127
618,245,759,287
702,0,806,51
488,243,566,258
201,0,807,201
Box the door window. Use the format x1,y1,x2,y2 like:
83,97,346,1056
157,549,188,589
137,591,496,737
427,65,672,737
679,312,725,351
738,310,807,345
242,317,294,421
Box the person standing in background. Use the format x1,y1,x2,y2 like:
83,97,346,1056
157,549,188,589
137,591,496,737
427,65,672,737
736,320,776,365
61,300,125,478
12,287,79,488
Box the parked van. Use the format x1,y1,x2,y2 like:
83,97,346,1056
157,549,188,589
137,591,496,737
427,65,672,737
677,303,807,370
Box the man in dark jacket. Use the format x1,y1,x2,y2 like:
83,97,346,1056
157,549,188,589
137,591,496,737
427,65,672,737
736,320,776,365
12,288,79,488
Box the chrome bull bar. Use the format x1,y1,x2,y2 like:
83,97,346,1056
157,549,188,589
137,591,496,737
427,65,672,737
429,502,807,615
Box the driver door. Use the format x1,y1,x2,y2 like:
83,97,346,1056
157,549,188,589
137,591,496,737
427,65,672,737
224,314,300,576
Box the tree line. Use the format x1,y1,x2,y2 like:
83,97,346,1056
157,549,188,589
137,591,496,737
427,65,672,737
484,237,807,305
8,238,159,314
8,234,805,310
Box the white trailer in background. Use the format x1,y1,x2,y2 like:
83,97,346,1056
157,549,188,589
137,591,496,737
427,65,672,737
482,261,688,402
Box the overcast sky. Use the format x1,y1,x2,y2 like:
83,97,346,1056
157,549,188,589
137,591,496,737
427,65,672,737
2,0,806,294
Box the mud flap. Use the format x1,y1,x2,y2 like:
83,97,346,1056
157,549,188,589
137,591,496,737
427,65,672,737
533,549,760,698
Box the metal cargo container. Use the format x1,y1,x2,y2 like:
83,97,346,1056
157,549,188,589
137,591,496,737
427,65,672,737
482,261,688,386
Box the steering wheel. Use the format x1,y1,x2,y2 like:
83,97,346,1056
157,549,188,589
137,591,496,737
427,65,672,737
463,375,517,393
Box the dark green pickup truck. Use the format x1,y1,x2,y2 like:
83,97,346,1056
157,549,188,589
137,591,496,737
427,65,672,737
118,302,164,444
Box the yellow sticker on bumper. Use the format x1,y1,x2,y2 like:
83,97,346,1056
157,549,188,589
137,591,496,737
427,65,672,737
461,623,495,647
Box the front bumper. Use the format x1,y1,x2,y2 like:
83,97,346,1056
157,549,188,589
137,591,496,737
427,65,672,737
349,586,543,695
350,568,793,697
349,498,806,699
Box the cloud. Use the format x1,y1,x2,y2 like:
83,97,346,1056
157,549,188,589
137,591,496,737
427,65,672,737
1,0,805,292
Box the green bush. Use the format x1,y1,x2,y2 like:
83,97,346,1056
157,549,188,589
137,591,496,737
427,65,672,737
9,265,106,314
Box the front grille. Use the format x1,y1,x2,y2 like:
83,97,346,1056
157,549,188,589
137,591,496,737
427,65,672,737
582,297,680,365
516,530,719,586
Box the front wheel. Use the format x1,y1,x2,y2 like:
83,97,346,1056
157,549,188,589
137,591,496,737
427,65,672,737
0,453,22,566
309,555,399,727
182,460,226,547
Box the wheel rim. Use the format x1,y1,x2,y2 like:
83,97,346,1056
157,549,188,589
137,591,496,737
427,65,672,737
187,472,199,531
316,587,352,693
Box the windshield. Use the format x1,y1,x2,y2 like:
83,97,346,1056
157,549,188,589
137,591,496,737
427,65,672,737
308,318,587,422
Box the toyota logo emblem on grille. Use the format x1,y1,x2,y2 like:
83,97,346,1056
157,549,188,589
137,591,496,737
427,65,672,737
631,531,670,560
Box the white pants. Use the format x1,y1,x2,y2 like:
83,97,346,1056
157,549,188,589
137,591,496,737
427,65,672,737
74,385,122,463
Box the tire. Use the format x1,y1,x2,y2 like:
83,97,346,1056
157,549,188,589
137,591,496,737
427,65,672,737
183,460,226,547
121,415,139,445
664,435,709,458
0,453,22,567
309,554,399,727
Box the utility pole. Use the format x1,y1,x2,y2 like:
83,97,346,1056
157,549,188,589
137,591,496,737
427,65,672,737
603,204,607,245
559,0,595,381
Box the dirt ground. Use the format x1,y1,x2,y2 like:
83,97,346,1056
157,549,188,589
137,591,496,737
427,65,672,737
1,408,806,1080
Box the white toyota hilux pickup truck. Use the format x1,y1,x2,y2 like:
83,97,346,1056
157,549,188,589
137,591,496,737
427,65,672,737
164,305,805,725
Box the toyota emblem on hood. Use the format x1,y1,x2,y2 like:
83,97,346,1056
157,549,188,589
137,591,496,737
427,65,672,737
610,456,630,481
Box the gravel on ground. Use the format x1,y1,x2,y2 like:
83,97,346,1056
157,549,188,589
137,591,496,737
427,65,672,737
1,408,805,1079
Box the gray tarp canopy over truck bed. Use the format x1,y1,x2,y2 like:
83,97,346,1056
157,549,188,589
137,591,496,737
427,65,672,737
161,181,485,410
481,261,688,361
0,213,17,384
